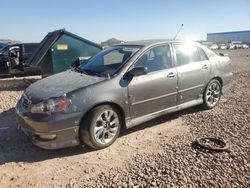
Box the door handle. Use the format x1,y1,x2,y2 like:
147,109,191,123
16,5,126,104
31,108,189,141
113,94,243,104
202,64,209,69
167,72,176,78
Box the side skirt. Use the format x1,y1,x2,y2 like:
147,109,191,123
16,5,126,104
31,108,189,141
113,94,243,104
126,98,203,129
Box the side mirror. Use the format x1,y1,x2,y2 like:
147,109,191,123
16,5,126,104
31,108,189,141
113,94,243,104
128,66,148,76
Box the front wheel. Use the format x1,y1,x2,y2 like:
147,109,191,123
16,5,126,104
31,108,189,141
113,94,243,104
80,105,121,149
202,79,222,109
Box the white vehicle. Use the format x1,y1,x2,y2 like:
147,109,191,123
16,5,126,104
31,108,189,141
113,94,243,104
210,44,219,50
229,43,236,50
220,44,227,50
235,44,243,49
242,44,249,49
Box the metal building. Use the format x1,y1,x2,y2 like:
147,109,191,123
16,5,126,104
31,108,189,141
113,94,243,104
207,30,250,44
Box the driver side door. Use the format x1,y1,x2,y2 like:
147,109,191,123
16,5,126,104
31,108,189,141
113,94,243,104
127,44,178,119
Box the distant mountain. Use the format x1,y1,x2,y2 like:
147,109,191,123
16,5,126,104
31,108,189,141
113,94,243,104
0,39,21,44
101,38,125,48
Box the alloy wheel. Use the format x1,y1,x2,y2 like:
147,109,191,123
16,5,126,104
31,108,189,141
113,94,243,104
94,110,119,145
206,82,221,107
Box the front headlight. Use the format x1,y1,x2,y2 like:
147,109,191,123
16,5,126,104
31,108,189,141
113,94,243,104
30,97,71,114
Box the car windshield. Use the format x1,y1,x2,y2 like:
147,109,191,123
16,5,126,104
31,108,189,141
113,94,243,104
0,46,8,55
77,46,141,77
0,44,7,52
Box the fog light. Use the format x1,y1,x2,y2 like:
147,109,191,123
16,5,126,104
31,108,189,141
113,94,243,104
38,134,57,141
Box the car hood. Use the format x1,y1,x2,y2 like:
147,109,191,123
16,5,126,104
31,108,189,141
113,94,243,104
24,69,106,103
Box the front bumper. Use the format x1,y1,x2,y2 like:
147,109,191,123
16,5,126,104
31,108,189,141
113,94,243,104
16,101,83,149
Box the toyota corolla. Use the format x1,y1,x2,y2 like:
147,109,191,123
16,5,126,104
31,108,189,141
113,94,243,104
16,40,232,150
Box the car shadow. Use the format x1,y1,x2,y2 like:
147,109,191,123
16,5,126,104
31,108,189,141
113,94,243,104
0,106,205,165
120,106,202,136
0,108,95,165
0,72,40,79
0,77,40,91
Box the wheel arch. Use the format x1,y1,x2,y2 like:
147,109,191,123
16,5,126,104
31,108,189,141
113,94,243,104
211,76,223,87
79,101,126,130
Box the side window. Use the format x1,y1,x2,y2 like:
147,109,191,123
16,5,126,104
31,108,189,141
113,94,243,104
173,43,202,66
148,50,155,60
197,47,209,61
134,45,172,73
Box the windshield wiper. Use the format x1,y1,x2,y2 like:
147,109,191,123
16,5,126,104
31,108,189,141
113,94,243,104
73,67,106,77
71,66,83,73
82,69,107,77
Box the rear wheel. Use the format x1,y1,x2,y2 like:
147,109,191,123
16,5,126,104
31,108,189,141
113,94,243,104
80,105,121,149
202,79,222,109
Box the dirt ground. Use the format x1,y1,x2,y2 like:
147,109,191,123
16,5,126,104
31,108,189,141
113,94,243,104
0,49,249,188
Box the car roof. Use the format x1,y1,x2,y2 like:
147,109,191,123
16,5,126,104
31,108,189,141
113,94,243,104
116,39,185,47
4,43,39,48
10,43,39,46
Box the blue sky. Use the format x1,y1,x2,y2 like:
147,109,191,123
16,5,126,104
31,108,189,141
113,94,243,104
1,0,250,43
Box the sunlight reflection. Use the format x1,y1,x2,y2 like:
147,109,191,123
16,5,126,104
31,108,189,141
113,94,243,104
179,43,197,56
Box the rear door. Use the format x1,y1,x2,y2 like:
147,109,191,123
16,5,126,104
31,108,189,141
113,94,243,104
172,43,211,104
127,44,178,118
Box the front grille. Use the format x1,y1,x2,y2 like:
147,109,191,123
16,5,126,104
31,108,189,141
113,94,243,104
22,95,32,109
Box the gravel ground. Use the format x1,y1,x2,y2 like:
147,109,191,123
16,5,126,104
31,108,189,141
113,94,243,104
0,49,249,188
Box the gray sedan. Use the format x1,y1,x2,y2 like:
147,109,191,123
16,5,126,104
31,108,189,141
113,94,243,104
16,40,232,150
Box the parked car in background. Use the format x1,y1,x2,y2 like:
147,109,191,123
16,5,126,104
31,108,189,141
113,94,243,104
219,44,228,50
229,43,236,50
0,43,7,50
209,44,219,50
16,40,232,150
230,41,243,49
200,41,213,48
235,44,243,49
242,44,249,49
0,43,39,75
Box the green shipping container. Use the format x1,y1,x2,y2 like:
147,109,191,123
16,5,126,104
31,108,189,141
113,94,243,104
25,29,102,77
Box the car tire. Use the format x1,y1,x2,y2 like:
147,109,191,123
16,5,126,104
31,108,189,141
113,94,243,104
202,79,222,110
79,105,121,150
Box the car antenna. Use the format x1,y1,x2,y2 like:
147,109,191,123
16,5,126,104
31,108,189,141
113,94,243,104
173,24,184,40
